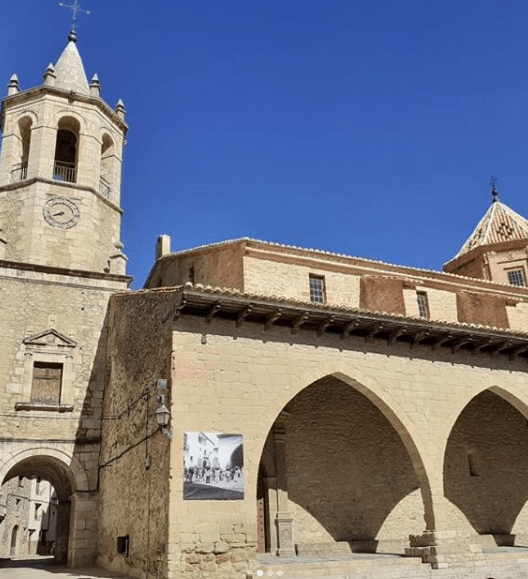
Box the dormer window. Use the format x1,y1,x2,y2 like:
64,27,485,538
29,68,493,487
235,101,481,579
507,269,526,287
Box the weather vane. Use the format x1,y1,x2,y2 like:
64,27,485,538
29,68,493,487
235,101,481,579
489,175,499,203
59,0,90,33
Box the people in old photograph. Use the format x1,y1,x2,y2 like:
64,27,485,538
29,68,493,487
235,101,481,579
184,433,244,500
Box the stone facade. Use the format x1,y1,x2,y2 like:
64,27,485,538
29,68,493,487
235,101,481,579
100,229,528,579
0,475,57,558
0,34,129,568
4,25,528,579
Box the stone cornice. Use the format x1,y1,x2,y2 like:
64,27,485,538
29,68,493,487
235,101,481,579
1,85,128,134
168,285,528,361
0,177,123,214
0,259,132,285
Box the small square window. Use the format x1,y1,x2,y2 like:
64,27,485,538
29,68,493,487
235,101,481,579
416,291,429,318
309,275,325,304
31,362,63,404
507,269,526,287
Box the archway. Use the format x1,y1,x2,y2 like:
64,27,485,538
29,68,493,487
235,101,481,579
257,375,429,555
0,452,85,566
53,116,80,183
444,389,528,546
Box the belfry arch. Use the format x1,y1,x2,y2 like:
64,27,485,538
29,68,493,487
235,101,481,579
0,449,93,566
443,387,528,546
257,373,433,556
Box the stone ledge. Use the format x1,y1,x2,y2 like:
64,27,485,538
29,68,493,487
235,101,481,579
15,402,74,413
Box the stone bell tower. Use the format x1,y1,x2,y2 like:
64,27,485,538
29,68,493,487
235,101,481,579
0,30,128,274
0,31,130,567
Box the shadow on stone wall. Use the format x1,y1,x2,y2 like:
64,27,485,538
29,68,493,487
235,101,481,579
270,376,422,547
444,390,528,541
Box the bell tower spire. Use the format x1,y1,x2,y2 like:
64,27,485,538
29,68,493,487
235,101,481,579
0,27,129,275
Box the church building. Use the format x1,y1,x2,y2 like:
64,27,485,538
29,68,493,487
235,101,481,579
3,26,528,579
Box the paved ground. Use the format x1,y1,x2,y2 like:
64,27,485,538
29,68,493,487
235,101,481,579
0,557,129,578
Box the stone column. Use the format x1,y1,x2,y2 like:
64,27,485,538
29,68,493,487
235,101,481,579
68,491,98,567
55,500,71,565
273,411,295,557
265,476,278,553
27,122,56,181
405,477,483,569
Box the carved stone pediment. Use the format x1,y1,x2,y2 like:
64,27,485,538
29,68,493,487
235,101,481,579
23,329,77,350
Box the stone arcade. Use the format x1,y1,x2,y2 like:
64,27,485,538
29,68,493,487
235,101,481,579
4,28,528,579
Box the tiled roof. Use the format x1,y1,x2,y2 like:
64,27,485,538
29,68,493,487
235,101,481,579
54,40,90,95
117,282,528,340
449,200,528,262
159,236,522,289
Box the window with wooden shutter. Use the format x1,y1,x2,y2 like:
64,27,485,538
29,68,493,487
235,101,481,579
31,362,63,404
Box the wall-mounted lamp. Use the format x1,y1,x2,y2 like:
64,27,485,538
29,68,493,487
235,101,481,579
155,394,170,428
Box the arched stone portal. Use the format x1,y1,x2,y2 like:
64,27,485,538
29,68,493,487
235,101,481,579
258,375,430,556
0,449,95,567
444,389,528,547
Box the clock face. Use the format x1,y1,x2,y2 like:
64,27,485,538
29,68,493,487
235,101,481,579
43,197,80,229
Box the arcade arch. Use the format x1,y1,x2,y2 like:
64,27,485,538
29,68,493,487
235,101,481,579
444,388,528,546
257,374,432,555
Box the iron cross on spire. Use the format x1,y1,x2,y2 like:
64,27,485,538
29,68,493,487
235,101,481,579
489,175,499,203
59,0,90,34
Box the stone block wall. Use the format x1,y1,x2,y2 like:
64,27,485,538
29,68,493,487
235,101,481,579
285,376,423,547
99,290,176,578
243,255,361,306
0,477,31,558
0,266,128,566
164,311,528,579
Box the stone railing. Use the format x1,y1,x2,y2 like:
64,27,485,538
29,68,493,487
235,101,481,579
10,162,28,183
99,176,111,198
53,161,76,183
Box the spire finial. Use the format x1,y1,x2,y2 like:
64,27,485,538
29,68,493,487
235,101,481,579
489,175,499,203
59,1,90,41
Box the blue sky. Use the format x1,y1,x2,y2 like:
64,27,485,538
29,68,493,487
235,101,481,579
2,1,528,288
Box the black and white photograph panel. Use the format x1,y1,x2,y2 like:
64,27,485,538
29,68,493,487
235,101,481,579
184,433,244,500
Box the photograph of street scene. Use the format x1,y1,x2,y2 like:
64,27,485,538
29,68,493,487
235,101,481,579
183,433,244,500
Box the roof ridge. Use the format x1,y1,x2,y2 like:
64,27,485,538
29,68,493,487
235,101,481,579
162,236,528,289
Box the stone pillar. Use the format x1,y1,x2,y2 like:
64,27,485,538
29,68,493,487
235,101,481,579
405,478,483,569
265,476,278,553
27,123,56,181
76,130,100,190
0,124,21,185
273,412,295,557
55,500,71,565
68,491,98,567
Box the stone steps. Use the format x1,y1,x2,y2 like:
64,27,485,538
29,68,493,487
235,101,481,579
250,550,528,579
251,555,428,579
